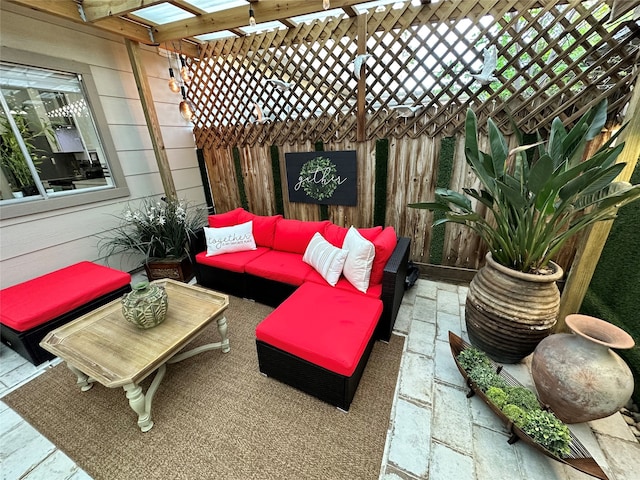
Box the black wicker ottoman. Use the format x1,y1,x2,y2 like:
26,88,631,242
255,282,383,410
0,262,131,365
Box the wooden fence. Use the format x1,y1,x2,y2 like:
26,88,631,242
187,0,639,269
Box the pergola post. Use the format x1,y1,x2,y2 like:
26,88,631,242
556,71,640,332
125,39,177,200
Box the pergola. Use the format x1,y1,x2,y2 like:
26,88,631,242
7,0,640,327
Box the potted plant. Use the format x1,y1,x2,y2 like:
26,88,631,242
99,197,206,282
0,111,41,196
410,100,640,363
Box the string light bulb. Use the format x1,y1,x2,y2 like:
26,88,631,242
168,68,180,93
179,55,192,84
323,0,330,10
179,86,195,122
249,7,256,27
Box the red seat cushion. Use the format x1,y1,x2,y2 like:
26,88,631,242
272,219,330,254
369,226,398,285
245,250,314,286
256,283,382,377
195,247,269,273
0,262,131,332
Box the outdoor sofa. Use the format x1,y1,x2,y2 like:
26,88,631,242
189,208,410,410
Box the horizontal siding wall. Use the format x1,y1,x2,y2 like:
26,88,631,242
0,4,205,288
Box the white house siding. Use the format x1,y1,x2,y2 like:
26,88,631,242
0,3,206,289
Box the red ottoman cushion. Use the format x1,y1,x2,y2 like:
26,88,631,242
256,282,382,377
0,262,131,332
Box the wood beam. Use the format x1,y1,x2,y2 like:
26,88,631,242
82,0,165,22
153,0,369,43
7,0,153,43
125,39,177,200
556,68,640,331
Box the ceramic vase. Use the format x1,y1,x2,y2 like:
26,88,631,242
531,314,635,424
465,252,563,363
121,281,168,329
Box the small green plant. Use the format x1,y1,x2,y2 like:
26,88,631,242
504,386,541,412
486,386,508,408
502,404,527,426
468,364,507,392
457,346,493,371
521,410,571,458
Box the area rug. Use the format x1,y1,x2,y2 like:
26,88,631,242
4,295,404,480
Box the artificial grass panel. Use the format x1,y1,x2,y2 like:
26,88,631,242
429,136,455,264
580,162,640,403
314,141,329,220
233,147,249,210
270,145,284,216
374,138,389,227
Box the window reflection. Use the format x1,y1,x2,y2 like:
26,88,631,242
0,62,114,202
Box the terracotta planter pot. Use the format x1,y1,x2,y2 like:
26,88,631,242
144,256,193,283
465,252,563,364
531,314,635,424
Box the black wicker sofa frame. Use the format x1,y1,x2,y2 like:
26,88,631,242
189,230,410,342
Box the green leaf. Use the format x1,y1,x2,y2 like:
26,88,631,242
585,99,608,140
528,154,554,195
436,189,473,211
547,118,566,168
488,117,508,177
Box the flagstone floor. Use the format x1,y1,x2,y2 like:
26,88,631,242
1,277,639,479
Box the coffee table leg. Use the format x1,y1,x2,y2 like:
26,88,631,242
218,315,230,353
123,383,154,433
68,364,93,392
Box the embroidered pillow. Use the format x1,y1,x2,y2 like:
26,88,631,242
342,226,375,293
204,221,256,257
302,232,348,287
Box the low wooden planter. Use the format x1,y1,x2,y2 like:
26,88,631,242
144,257,194,283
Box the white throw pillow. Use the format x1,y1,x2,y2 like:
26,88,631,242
204,221,256,256
303,232,348,287
342,226,375,293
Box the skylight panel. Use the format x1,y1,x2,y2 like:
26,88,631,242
132,3,195,24
188,0,249,13
195,31,238,41
239,21,285,35
290,9,347,24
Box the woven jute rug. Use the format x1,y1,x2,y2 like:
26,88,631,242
4,295,404,480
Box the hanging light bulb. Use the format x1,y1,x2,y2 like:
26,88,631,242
323,0,330,10
179,55,192,84
249,7,256,27
168,68,180,93
179,86,195,122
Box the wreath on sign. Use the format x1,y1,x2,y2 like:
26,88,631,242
299,156,340,201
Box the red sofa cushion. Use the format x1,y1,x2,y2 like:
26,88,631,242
323,224,383,248
272,219,330,254
0,262,131,332
245,250,314,286
208,207,245,227
370,226,398,285
256,282,382,377
238,211,282,248
195,247,269,273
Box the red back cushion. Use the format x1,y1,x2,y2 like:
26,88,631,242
208,207,245,227
323,224,383,247
369,226,398,285
273,219,330,254
238,211,282,248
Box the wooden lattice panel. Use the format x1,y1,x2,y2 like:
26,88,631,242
188,0,638,149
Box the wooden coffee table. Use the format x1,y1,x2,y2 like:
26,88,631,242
40,279,229,432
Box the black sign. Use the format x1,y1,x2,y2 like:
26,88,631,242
285,151,357,205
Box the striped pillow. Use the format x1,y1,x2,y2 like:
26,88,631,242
302,232,348,286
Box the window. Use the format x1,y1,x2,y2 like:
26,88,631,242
0,48,129,218
0,62,115,200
